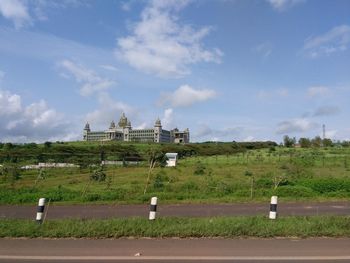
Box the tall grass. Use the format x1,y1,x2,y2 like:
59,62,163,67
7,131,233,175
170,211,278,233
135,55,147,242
1,147,350,204
1,216,350,238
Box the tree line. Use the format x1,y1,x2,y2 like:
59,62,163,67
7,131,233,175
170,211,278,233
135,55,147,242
283,135,349,148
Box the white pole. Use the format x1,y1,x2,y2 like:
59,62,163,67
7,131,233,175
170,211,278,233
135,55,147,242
269,196,278,219
149,197,157,220
36,198,46,223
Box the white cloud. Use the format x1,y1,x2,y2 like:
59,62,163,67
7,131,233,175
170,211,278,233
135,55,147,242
0,0,87,29
24,100,60,127
276,118,318,134
257,88,289,100
194,124,246,142
85,92,135,129
313,105,340,117
161,108,173,129
324,129,337,139
116,0,222,78
307,86,330,98
99,65,119,72
253,42,272,58
243,136,255,142
121,1,132,11
266,0,304,11
303,25,350,58
0,89,73,142
0,0,31,29
0,89,21,115
59,60,115,96
159,84,217,107
276,88,289,97
134,122,148,129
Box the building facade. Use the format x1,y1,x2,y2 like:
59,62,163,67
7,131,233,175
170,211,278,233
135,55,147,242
83,113,190,143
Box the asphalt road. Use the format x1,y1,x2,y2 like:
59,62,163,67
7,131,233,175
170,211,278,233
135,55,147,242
0,201,349,219
0,238,350,262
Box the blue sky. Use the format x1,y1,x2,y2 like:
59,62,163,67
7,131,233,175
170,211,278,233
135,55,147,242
0,0,349,143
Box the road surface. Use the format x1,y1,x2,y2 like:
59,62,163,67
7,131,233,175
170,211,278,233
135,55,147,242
0,238,350,262
0,202,349,219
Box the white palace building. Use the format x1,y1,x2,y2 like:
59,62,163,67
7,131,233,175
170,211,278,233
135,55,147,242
83,113,190,143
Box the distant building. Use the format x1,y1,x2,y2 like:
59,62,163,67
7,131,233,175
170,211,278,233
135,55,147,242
83,113,190,143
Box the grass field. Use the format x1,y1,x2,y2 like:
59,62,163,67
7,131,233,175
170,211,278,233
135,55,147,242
1,216,350,238
1,146,350,205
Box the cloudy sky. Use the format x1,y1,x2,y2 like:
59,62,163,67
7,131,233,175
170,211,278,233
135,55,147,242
0,0,349,143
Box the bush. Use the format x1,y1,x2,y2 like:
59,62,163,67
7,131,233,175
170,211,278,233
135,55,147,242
276,185,316,198
90,167,106,182
298,178,350,194
101,188,127,201
256,177,274,188
181,181,199,192
324,190,350,198
83,193,102,202
193,161,206,175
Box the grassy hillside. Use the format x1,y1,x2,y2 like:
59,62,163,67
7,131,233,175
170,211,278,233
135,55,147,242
1,142,350,204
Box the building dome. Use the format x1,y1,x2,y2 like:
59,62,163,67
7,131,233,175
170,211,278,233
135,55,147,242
109,120,116,129
154,118,162,127
84,122,90,131
118,112,128,128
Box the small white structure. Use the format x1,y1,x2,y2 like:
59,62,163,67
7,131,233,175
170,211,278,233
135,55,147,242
165,153,178,167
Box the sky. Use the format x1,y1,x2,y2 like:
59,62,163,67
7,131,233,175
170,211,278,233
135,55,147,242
0,0,349,143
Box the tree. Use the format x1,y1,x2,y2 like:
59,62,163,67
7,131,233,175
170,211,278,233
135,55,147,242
44,141,52,148
322,138,333,147
4,143,14,150
25,143,38,149
283,135,296,148
1,162,21,183
311,136,322,147
143,147,167,194
299,138,311,148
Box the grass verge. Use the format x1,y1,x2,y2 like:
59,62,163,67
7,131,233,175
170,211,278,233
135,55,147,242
1,216,350,238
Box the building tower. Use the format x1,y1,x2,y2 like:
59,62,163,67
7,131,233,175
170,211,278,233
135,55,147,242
154,118,162,143
123,121,132,142
83,122,90,141
106,120,116,140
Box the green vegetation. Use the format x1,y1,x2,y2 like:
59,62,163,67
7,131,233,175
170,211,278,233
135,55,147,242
1,216,350,238
1,141,350,204
0,141,277,164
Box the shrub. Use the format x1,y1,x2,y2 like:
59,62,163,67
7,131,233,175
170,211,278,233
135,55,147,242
90,167,106,182
83,193,101,202
324,190,350,198
193,161,206,175
181,181,199,192
153,173,165,189
255,177,274,188
298,178,350,194
276,186,316,198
